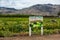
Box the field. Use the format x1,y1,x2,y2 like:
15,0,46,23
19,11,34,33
0,17,29,37
0,17,60,36
43,17,60,35
0,16,60,37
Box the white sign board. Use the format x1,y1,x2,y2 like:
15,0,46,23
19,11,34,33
29,16,43,36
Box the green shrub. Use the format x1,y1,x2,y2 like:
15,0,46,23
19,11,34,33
0,31,12,37
44,29,54,35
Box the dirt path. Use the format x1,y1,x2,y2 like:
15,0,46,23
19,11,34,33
0,34,60,40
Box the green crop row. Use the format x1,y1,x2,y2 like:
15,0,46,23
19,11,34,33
0,17,60,37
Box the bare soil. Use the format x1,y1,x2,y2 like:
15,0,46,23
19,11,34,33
0,34,60,40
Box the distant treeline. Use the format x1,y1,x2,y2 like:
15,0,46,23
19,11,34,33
0,14,58,17
0,14,31,17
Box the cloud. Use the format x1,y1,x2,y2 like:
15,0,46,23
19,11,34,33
0,0,60,9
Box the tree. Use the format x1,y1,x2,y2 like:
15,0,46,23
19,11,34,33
58,12,60,17
58,12,60,16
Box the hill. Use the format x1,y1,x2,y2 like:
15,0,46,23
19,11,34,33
0,4,60,16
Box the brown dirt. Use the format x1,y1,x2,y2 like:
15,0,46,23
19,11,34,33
0,34,60,40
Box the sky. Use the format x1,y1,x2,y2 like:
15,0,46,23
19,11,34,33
0,0,60,9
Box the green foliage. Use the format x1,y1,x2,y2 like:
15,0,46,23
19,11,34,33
43,17,60,29
0,31,12,37
0,14,34,17
0,17,29,37
30,21,43,27
0,16,60,37
43,17,60,35
44,29,54,35
58,11,60,15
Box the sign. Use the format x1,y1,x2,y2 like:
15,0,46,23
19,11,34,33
29,16,43,27
29,16,43,36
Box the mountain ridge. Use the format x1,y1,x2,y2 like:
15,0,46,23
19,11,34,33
0,4,60,16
